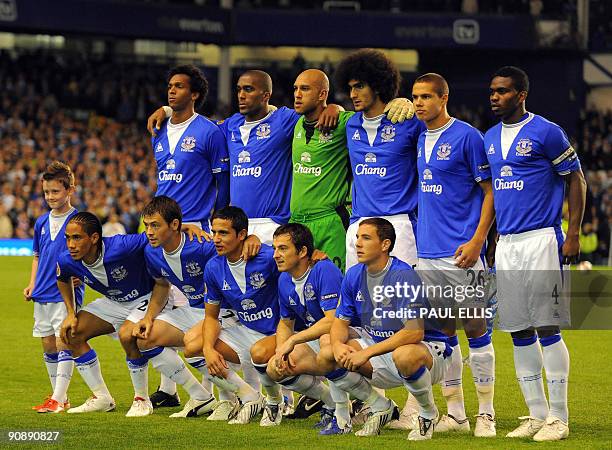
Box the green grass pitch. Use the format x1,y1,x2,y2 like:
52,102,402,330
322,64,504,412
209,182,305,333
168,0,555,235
1,256,611,449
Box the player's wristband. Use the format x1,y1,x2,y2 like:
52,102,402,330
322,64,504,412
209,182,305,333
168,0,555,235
162,106,173,118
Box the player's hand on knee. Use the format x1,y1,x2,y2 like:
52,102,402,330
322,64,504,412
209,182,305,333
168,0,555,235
147,106,171,137
384,98,415,123
242,235,262,260
333,343,354,366
133,318,153,339
205,349,228,377
60,314,78,344
344,349,368,372
275,340,295,367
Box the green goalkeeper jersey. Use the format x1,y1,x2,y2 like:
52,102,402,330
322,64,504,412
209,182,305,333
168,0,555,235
290,111,353,217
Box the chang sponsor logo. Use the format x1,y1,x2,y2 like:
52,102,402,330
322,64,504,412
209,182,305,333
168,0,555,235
159,171,183,183
238,306,274,322
233,165,262,178
109,289,141,303
293,162,322,177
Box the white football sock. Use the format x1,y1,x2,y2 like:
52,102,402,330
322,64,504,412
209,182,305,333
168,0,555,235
280,375,334,409
252,360,282,405
541,335,569,423
51,350,73,403
145,347,211,401
402,366,437,420
468,333,496,417
441,338,467,420
513,336,548,420
126,356,149,400
43,352,59,392
159,374,177,395
330,381,351,428
74,349,112,398
330,371,389,413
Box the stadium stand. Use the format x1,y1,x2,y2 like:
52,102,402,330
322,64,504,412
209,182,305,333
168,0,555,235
0,49,609,263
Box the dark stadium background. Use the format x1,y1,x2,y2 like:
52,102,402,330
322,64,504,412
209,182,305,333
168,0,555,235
0,0,609,265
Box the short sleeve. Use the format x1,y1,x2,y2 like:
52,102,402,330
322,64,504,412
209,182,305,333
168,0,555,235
56,253,74,282
464,127,491,183
32,220,41,256
278,293,296,321
207,126,229,174
335,276,356,322
542,123,580,175
144,249,161,280
317,263,343,311
204,263,222,305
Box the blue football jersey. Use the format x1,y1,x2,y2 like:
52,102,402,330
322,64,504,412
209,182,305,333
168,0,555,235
144,234,217,308
31,208,84,306
57,234,153,303
204,245,280,335
336,257,447,343
417,118,492,258
346,113,426,223
152,114,229,228
219,107,300,223
278,259,343,331
485,113,581,235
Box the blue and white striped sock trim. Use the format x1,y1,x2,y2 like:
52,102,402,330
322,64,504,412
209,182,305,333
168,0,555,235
43,352,59,363
539,334,562,347
126,356,149,370
400,365,426,382
139,346,164,359
74,349,97,366
57,350,73,362
512,335,538,347
468,332,492,349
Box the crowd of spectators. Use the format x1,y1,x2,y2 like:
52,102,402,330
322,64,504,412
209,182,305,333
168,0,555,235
0,50,609,263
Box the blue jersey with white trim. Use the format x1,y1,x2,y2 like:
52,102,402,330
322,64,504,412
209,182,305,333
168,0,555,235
335,257,447,343
346,113,426,222
417,118,491,258
56,234,153,303
218,107,300,223
144,235,217,308
31,209,84,305
204,245,280,335
278,259,343,331
152,114,229,226
484,113,581,235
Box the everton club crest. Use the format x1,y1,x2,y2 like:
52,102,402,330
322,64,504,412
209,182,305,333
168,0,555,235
249,272,266,289
380,125,395,142
437,143,451,160
256,123,271,140
515,139,532,156
181,136,196,152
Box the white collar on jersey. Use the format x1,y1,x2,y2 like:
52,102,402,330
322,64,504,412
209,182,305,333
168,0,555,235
167,112,198,129
291,266,312,284
501,112,534,129
425,117,455,135
244,110,273,125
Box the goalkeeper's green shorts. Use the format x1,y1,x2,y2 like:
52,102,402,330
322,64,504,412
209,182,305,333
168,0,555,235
290,209,348,273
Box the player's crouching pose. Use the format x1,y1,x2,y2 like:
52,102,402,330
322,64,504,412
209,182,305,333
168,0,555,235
57,212,172,415
317,218,451,440
26,162,84,413
183,206,280,424
248,223,343,430
131,196,220,418
485,67,586,442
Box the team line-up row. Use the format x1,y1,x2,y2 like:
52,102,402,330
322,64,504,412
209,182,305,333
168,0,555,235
26,49,586,444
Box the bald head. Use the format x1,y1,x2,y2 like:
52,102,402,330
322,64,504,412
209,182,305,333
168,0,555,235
240,70,272,93
296,69,329,91
293,69,330,119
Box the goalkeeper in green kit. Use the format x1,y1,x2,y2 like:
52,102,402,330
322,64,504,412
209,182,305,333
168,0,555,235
290,69,413,271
